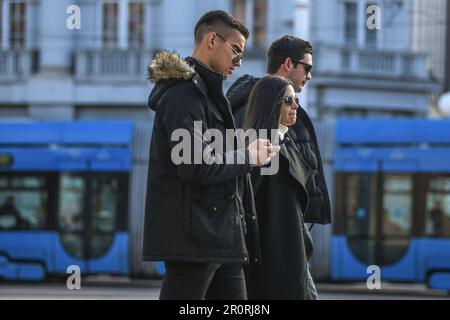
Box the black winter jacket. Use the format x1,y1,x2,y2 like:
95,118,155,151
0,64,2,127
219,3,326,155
142,53,261,263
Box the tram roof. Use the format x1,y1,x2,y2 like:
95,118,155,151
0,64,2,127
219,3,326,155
0,120,133,146
336,119,450,146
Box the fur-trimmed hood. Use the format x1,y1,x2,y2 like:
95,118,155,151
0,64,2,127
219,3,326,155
147,52,228,115
147,52,196,111
147,51,195,82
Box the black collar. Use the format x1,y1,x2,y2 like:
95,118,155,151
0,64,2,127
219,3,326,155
186,57,224,97
186,57,235,128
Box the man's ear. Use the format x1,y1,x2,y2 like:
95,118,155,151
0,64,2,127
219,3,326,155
283,57,294,72
206,32,216,49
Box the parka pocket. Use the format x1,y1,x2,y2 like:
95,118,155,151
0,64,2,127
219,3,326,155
190,195,236,249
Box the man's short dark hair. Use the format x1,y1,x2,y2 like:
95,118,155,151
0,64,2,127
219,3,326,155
194,10,249,44
267,35,313,74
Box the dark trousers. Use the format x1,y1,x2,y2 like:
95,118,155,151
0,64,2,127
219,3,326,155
159,262,247,300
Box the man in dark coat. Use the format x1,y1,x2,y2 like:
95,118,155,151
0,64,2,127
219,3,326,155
143,10,279,300
227,35,331,299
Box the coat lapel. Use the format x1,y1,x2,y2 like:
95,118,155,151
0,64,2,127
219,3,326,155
280,131,311,188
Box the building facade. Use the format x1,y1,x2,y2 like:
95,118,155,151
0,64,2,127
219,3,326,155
306,0,441,118
413,0,446,83
0,0,441,121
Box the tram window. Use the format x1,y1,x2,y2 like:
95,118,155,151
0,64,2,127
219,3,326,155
381,238,410,265
382,175,412,237
345,174,377,237
60,233,84,259
90,175,119,258
58,173,121,259
426,177,450,237
0,176,48,230
0,178,7,188
58,174,85,232
343,173,412,266
91,234,114,258
58,174,85,259
91,175,118,234
12,177,45,188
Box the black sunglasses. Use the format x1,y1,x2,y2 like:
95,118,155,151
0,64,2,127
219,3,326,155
296,61,313,74
284,96,299,106
215,33,244,62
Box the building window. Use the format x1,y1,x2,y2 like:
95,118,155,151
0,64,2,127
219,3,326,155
344,2,357,46
231,0,267,48
232,0,246,23
253,0,267,47
102,1,147,49
128,2,145,48
9,1,26,49
102,2,119,48
366,27,377,48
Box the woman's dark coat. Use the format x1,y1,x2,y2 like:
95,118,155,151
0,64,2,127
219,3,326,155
245,129,313,299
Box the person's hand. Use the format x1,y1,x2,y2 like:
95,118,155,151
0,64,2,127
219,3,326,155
247,139,280,167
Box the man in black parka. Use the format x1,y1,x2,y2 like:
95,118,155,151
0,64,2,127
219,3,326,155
142,10,279,300
227,35,331,299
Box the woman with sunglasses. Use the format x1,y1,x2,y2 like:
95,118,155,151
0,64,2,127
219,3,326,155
243,75,313,299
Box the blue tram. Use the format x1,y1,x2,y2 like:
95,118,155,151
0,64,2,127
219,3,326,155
3,118,450,290
0,121,132,280
332,119,450,290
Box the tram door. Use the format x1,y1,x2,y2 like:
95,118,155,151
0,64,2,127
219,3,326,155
58,172,121,272
342,161,415,267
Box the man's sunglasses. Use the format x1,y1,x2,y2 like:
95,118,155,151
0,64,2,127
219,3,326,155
215,33,244,62
284,96,299,106
296,61,313,74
